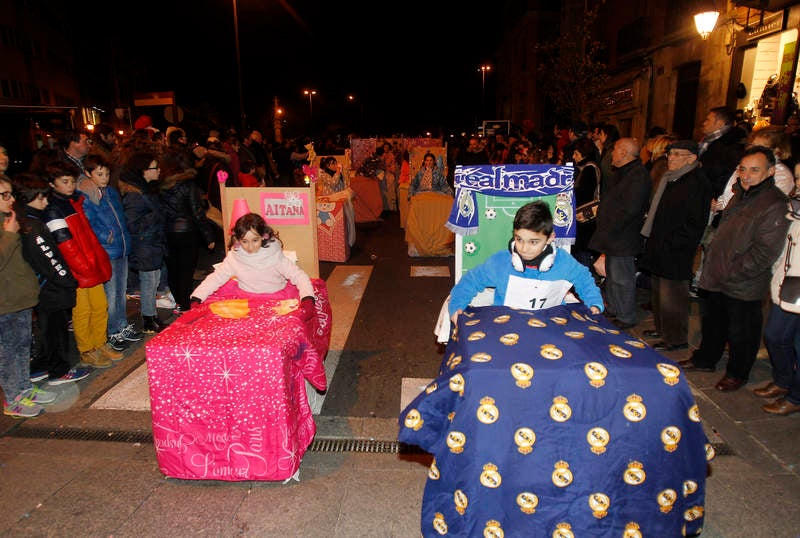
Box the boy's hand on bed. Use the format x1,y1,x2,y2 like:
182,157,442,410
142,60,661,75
300,296,315,321
589,306,601,315
190,297,202,309
450,309,462,325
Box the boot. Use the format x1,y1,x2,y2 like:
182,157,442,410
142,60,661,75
142,315,165,334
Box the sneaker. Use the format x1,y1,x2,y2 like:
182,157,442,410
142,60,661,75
30,371,49,383
80,348,113,369
172,305,186,316
47,366,92,386
156,291,176,310
120,323,144,342
98,343,124,361
20,385,57,404
107,333,130,352
3,396,44,418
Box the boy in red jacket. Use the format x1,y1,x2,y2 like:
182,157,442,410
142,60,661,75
43,162,121,368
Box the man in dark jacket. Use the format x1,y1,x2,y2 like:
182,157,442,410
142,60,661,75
691,106,748,294
639,140,712,352
698,106,746,198
679,146,791,392
588,137,652,329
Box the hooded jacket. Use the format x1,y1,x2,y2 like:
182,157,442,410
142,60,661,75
160,169,216,244
43,191,111,288
19,205,77,312
77,178,131,260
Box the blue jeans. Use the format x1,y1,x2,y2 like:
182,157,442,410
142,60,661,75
604,255,638,325
764,303,800,404
104,256,129,335
139,269,161,317
0,309,33,403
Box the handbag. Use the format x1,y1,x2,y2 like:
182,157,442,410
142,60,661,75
779,222,800,304
576,199,600,223
780,276,800,305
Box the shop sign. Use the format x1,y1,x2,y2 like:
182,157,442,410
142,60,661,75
746,11,785,42
602,88,633,108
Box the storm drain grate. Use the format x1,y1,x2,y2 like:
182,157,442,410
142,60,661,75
6,426,153,444
309,438,429,454
4,427,428,455
5,426,730,457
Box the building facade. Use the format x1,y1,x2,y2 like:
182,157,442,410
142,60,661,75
495,0,800,142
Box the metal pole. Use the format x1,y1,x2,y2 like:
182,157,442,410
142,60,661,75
233,0,246,131
481,70,486,112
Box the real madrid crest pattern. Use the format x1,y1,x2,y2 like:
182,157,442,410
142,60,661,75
399,304,714,538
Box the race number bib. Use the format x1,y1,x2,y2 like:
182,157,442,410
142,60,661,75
504,275,572,311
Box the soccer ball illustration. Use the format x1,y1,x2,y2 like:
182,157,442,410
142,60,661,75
464,241,478,255
485,208,497,220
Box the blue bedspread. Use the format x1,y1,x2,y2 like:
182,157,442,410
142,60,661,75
399,303,713,537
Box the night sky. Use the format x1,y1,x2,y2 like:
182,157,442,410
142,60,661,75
78,1,506,138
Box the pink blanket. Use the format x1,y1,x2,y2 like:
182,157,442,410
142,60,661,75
146,279,332,481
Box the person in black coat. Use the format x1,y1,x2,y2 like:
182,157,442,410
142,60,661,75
14,174,90,384
119,151,167,333
570,137,601,269
588,138,652,329
159,150,217,314
639,140,712,351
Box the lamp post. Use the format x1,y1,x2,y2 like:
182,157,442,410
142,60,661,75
478,64,492,115
232,0,246,131
303,89,317,119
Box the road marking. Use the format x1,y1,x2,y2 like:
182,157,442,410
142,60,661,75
410,266,451,277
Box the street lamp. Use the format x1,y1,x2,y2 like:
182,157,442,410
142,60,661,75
478,64,492,114
303,89,317,118
232,0,246,131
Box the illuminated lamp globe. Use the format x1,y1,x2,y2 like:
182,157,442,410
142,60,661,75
694,11,720,40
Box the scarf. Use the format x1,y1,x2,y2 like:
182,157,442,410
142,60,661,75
641,160,699,237
698,125,729,156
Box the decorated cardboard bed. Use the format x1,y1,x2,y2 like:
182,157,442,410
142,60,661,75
399,303,714,537
146,276,332,481
405,191,456,257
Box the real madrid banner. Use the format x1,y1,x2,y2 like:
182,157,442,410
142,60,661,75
446,164,575,238
447,164,575,281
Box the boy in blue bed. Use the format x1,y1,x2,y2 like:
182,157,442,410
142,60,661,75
449,200,604,324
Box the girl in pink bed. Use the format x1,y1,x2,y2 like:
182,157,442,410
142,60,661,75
189,213,315,317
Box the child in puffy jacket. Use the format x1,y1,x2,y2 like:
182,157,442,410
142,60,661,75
43,161,120,369
15,173,90,386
